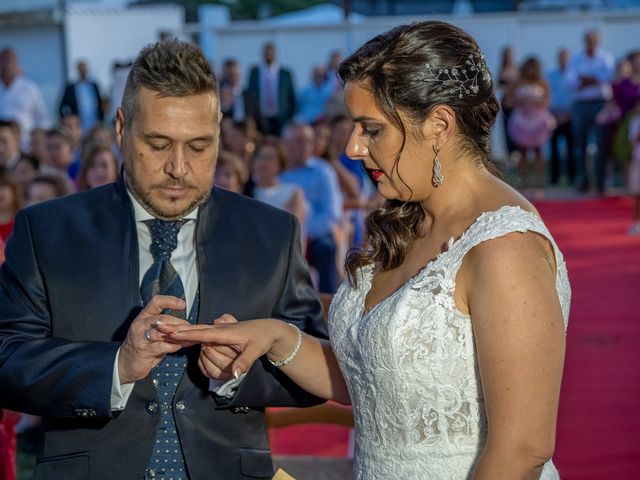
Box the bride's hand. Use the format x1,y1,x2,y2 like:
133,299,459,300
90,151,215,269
160,316,285,379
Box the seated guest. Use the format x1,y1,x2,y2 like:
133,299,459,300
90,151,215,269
250,136,308,242
28,128,49,166
213,150,247,194
281,122,343,293
298,65,332,124
45,126,76,183
77,143,119,191
60,114,83,179
26,171,73,205
12,154,39,195
0,167,22,242
0,120,22,169
221,119,259,165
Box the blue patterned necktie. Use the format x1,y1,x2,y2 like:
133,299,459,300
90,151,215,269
141,218,190,480
141,219,187,316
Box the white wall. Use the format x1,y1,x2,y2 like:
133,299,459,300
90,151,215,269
64,4,185,105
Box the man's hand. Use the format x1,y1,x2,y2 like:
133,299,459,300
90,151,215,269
157,314,242,381
118,295,192,385
199,314,242,381
157,315,287,381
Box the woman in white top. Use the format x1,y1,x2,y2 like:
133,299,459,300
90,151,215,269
250,137,308,239
162,21,569,480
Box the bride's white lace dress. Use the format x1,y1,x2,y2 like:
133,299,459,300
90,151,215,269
328,206,571,479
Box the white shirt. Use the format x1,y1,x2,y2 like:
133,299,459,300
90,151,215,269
565,48,614,102
111,189,241,410
260,63,280,117
0,75,51,149
111,190,198,410
75,80,100,134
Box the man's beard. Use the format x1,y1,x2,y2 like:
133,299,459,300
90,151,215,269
125,164,212,221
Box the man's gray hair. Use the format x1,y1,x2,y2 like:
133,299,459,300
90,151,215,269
121,39,219,127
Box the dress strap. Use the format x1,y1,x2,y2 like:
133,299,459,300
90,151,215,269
445,205,560,281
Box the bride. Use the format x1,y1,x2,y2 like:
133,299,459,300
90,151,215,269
162,21,569,479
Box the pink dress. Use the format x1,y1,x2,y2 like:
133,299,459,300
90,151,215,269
508,84,557,149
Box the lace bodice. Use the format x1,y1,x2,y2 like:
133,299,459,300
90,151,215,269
328,206,570,479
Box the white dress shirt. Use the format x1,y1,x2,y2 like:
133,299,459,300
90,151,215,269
565,48,614,102
0,75,51,149
111,190,198,410
260,63,280,117
75,81,100,134
111,189,242,410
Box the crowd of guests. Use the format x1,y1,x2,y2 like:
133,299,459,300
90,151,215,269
497,30,640,233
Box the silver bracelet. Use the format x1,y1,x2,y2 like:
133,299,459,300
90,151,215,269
267,323,302,368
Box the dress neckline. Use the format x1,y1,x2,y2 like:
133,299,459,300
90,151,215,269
360,205,537,318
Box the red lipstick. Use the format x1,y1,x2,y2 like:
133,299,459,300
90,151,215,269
370,169,383,181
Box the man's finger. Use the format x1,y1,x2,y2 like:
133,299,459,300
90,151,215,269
213,314,238,325
153,341,183,356
200,346,234,374
143,295,187,316
198,355,228,380
203,344,239,360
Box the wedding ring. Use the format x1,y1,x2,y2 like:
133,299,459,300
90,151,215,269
144,329,153,343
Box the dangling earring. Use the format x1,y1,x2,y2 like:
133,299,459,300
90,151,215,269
432,145,444,187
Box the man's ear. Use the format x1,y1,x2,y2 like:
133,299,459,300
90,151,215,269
115,108,125,148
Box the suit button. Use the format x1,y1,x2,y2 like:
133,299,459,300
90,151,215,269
175,401,186,413
87,409,96,418
146,401,158,414
232,406,250,414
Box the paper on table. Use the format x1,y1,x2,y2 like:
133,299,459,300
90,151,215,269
273,468,296,480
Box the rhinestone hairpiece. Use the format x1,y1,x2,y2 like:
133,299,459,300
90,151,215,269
419,53,491,99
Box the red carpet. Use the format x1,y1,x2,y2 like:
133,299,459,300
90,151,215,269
270,196,640,477
537,196,640,479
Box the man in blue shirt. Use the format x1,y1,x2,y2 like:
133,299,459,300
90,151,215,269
547,48,575,185
281,123,343,293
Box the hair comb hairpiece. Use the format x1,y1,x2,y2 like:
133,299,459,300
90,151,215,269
420,53,491,99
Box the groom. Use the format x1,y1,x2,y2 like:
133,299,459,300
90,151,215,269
0,40,326,480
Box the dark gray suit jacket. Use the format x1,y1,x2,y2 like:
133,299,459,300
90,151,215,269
0,178,327,479
246,65,296,131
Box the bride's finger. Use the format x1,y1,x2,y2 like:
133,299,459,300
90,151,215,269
168,325,239,344
231,344,265,378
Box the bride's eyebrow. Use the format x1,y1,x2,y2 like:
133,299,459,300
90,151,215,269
352,115,380,122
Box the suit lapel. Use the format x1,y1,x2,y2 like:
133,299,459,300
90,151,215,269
113,178,158,400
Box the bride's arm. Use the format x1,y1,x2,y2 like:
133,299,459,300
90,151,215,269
464,232,565,480
164,318,351,405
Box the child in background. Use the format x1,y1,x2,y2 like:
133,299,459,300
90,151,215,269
628,100,640,235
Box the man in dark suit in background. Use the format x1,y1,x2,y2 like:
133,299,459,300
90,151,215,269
246,42,296,136
0,39,325,480
59,61,104,134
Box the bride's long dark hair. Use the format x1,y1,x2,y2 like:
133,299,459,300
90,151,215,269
338,21,500,285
